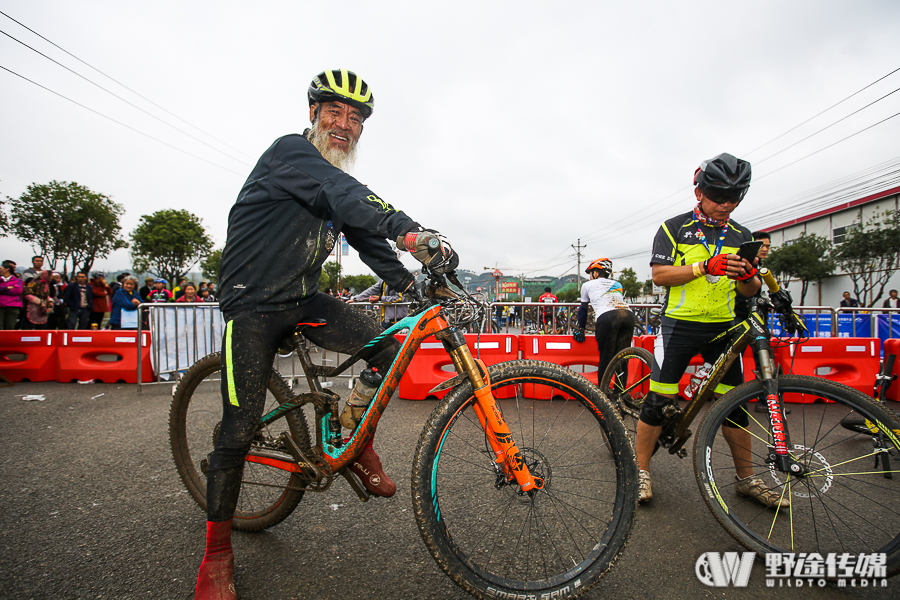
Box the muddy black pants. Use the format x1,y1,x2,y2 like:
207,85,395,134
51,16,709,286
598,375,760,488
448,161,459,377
206,293,399,521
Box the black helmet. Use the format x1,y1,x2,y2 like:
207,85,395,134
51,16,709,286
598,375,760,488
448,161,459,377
693,153,751,204
308,69,374,120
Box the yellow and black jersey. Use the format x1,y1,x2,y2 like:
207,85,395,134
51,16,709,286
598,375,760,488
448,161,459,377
650,210,751,323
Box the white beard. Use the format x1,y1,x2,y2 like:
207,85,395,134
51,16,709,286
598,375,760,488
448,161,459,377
307,120,359,172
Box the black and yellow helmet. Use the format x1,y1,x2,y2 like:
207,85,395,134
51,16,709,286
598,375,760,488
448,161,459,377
308,69,374,120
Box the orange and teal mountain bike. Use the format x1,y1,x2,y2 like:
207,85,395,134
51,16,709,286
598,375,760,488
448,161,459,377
169,268,638,600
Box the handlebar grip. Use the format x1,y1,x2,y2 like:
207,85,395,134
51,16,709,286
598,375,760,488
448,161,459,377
401,231,441,254
759,268,780,293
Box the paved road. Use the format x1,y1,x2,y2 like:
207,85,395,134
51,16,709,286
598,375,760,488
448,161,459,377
0,379,894,600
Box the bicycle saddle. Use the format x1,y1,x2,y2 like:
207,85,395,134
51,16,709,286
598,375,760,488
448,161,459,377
294,319,327,334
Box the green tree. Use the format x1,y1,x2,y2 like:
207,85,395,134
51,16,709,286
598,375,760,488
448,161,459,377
765,232,835,305
318,261,342,291
557,286,579,302
618,267,642,301
201,248,222,283
643,279,654,296
130,209,213,284
342,273,377,295
832,209,900,307
3,180,127,278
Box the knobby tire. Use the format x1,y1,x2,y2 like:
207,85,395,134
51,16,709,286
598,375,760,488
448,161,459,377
693,375,900,577
169,352,312,532
411,359,638,600
599,346,654,446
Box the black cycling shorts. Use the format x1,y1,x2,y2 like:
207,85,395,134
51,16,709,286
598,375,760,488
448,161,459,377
649,317,743,395
641,316,748,428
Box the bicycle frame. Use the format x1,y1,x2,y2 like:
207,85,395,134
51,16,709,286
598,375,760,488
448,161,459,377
662,270,799,473
253,302,544,492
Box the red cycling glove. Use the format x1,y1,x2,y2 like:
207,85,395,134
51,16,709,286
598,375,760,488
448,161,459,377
736,264,759,281
703,254,730,277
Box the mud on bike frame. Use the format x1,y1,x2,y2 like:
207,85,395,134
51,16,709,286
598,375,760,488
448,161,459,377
250,292,545,495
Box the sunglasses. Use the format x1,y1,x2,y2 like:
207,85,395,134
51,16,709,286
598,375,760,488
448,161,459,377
703,187,747,205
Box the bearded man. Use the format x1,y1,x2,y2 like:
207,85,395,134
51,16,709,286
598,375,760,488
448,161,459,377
196,69,457,600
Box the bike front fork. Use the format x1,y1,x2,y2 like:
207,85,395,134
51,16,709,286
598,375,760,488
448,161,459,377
447,343,544,494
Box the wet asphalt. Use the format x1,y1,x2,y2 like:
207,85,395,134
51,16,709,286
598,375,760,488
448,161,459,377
0,376,895,600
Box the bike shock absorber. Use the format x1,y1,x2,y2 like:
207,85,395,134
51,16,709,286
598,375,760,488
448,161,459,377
326,399,343,447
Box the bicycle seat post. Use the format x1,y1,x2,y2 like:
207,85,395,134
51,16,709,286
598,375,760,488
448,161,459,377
291,331,323,393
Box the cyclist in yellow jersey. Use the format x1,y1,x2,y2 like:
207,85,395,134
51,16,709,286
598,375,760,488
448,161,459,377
637,153,787,510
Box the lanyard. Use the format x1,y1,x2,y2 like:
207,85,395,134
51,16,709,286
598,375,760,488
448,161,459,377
696,223,727,258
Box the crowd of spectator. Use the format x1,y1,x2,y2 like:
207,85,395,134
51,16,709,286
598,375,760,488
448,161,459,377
0,255,220,330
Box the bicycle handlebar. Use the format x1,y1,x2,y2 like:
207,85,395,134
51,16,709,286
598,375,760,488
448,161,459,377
760,267,780,293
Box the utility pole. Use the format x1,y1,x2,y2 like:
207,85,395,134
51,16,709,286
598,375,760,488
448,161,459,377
571,239,587,287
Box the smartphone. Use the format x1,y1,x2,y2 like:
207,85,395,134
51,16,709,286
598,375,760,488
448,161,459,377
736,240,763,262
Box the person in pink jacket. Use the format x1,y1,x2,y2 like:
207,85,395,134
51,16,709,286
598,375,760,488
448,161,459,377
0,260,23,329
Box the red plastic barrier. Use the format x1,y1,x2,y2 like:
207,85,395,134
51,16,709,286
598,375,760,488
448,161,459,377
641,334,768,396
637,335,656,354
0,331,58,382
466,334,520,399
884,339,900,401
397,334,519,400
519,335,622,399
57,330,153,384
775,338,881,401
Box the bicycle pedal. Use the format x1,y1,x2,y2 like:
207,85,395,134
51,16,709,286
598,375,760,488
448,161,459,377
341,470,371,502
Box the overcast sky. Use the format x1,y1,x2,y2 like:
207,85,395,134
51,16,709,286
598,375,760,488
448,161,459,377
2,1,899,282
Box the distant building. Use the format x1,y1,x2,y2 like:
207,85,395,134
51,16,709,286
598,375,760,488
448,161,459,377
762,185,900,306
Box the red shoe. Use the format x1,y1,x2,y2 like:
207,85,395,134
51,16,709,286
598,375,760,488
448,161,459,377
350,443,396,497
195,519,237,600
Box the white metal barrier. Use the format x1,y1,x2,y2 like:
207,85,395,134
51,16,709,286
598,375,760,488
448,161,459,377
134,301,900,389
137,302,378,390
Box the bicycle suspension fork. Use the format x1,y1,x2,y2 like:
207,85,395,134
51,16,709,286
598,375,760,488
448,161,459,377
437,329,544,493
748,312,804,475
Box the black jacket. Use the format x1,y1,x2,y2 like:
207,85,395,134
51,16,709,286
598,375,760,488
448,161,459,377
64,282,94,312
219,133,418,313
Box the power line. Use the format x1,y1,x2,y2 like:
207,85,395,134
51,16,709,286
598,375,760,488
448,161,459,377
581,70,900,250
746,157,900,225
0,26,252,167
741,65,900,157
582,68,900,248
753,111,900,183
608,156,900,265
753,85,900,167
0,64,247,176
580,109,900,252
0,9,255,161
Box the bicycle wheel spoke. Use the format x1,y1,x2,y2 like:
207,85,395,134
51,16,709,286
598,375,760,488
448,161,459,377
170,353,311,532
694,374,900,576
414,360,637,596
